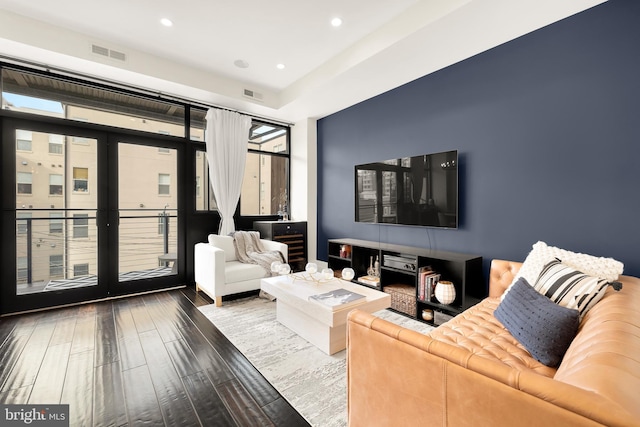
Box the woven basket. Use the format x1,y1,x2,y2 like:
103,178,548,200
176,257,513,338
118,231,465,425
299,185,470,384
384,284,416,317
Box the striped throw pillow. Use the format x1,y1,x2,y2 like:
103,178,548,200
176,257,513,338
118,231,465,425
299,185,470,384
533,259,609,319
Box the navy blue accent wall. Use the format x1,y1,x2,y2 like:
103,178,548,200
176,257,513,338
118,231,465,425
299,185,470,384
317,0,640,278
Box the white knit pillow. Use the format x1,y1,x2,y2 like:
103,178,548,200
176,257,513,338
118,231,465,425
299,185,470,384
518,241,623,283
503,241,624,300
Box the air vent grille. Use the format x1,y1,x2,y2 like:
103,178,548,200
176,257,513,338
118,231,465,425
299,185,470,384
91,44,109,56
109,50,126,61
91,44,127,62
243,88,263,101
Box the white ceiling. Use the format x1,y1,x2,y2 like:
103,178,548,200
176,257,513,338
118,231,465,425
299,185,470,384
0,0,606,123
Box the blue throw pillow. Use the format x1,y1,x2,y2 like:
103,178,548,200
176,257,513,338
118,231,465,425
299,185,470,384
494,277,579,367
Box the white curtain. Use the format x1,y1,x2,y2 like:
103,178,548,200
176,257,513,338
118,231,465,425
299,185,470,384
205,108,252,236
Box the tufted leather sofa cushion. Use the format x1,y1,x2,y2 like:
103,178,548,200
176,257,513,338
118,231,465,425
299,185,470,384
488,259,521,297
429,296,558,377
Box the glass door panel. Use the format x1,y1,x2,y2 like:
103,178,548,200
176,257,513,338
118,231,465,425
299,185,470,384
15,129,98,295
117,143,178,282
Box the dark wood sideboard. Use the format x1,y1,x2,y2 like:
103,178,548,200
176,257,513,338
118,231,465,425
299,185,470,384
254,221,307,272
327,238,485,325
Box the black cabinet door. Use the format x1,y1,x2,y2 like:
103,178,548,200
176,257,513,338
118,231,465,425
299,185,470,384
254,221,307,272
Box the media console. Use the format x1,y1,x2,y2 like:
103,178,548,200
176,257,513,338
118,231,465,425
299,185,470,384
327,238,485,325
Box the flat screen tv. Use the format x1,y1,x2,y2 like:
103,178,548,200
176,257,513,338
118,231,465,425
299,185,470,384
354,150,458,228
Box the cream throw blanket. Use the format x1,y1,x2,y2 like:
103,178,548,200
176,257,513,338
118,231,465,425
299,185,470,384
232,230,284,276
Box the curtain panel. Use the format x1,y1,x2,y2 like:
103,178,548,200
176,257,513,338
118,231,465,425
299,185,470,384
204,108,252,236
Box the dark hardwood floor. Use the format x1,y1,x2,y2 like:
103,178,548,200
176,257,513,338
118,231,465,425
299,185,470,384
0,287,310,427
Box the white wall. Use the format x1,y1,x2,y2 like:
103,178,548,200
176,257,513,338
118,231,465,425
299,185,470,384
290,118,320,265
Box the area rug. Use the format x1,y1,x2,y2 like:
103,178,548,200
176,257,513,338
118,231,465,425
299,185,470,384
199,297,434,427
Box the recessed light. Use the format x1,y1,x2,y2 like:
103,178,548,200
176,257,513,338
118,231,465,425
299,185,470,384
234,59,250,69
276,63,285,70
160,18,173,27
331,17,342,27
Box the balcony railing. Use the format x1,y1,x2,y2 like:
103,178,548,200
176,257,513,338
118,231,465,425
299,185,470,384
16,210,177,294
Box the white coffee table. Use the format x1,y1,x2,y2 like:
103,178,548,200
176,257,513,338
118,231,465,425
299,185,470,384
260,272,391,355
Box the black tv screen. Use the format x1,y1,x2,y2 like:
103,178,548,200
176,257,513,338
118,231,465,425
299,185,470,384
354,150,458,228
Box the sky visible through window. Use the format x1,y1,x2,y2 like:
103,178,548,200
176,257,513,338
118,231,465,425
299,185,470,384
3,92,63,114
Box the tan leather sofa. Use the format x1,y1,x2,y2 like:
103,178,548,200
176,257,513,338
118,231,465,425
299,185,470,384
346,259,640,427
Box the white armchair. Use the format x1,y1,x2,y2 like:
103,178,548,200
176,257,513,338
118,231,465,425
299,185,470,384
194,234,288,306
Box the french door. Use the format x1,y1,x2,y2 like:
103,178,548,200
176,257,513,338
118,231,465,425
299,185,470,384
109,138,180,294
1,118,183,314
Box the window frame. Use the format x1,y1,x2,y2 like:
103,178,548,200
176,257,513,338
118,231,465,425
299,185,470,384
49,212,63,233
49,173,63,195
73,167,89,193
16,129,33,151
17,172,33,195
49,254,64,277
16,212,32,234
49,134,64,154
17,256,29,283
73,263,89,277
158,173,171,195
73,213,89,238
194,119,291,216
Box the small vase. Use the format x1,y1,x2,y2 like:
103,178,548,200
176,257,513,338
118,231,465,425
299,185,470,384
435,280,456,305
367,256,375,276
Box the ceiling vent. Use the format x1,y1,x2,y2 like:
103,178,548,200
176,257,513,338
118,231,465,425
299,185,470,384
91,44,127,62
243,88,263,102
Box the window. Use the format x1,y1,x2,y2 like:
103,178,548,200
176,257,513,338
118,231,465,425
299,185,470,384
49,174,63,195
158,174,170,195
241,152,289,216
158,213,169,235
194,119,289,214
73,167,88,192
240,121,290,215
190,108,206,142
49,212,63,233
71,136,90,144
17,172,32,194
248,123,288,153
73,214,89,238
50,254,64,277
17,257,28,283
49,134,64,154
2,68,186,137
70,122,91,145
194,149,217,211
74,263,89,277
157,133,171,153
17,212,32,234
16,130,32,151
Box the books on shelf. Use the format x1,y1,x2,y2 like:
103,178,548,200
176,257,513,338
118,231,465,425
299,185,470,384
309,288,367,310
418,266,441,302
357,275,380,287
